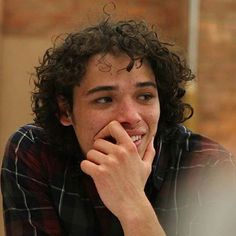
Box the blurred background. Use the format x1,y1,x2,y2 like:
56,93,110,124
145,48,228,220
0,0,235,234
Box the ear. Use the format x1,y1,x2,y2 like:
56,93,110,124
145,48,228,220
57,96,73,126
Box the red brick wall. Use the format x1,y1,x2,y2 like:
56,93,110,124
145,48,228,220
3,0,188,41
198,0,236,154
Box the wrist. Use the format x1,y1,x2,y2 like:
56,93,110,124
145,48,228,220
117,193,165,236
115,190,147,221
119,196,154,228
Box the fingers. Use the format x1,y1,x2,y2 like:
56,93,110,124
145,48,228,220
80,159,98,176
82,145,111,178
94,120,131,145
87,149,107,164
83,120,155,182
142,137,155,166
93,138,117,155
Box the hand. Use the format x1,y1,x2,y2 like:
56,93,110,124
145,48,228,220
80,120,155,219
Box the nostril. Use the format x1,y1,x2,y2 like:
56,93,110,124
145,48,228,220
120,121,141,130
117,106,141,127
120,122,131,129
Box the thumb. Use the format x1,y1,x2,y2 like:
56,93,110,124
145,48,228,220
142,137,156,166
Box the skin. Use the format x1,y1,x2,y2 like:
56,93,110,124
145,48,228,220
59,53,165,235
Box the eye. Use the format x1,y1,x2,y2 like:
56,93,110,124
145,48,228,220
138,93,155,101
95,97,113,104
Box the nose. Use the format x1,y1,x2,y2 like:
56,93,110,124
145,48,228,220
115,99,142,129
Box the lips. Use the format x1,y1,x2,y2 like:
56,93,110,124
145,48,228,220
104,134,143,145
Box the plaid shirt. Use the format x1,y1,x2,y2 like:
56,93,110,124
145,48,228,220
1,124,236,236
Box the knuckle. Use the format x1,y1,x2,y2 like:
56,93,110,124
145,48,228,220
106,155,117,165
145,163,153,175
108,120,116,129
115,146,127,157
86,149,96,160
93,139,101,148
96,166,110,178
126,142,137,153
108,120,120,131
109,120,117,126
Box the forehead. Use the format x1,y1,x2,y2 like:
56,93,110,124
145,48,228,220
87,53,133,72
84,53,155,82
73,53,156,98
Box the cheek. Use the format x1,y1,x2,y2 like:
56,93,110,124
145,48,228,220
75,113,111,144
150,117,159,136
148,106,160,130
73,122,97,155
88,114,112,137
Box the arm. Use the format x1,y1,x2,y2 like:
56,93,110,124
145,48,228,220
80,121,165,236
118,193,165,236
1,127,64,236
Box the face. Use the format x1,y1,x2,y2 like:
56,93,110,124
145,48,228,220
60,53,160,158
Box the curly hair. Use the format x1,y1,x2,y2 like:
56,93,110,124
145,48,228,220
32,18,194,154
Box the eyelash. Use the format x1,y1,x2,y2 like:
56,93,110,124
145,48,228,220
138,93,155,101
94,93,155,105
95,97,113,104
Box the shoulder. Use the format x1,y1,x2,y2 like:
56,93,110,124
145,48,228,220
7,124,48,147
170,124,233,161
3,124,48,161
2,124,69,184
2,124,55,170
191,130,233,166
168,125,236,188
163,125,236,196
161,125,235,175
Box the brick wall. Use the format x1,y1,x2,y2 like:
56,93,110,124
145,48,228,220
3,0,188,40
198,0,236,154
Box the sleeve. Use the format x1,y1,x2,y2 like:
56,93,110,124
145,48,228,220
1,127,65,236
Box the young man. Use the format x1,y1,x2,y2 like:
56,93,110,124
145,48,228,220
1,19,236,236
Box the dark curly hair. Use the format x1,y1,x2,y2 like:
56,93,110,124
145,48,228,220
32,18,194,154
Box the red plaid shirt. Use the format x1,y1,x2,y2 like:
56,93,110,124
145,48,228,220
1,124,236,235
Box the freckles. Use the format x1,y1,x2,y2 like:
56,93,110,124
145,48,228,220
154,114,160,124
147,111,159,122
88,121,98,134
89,117,108,137
147,112,159,133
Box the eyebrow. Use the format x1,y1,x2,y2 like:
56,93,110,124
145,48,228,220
86,81,157,95
86,85,118,95
136,81,157,89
